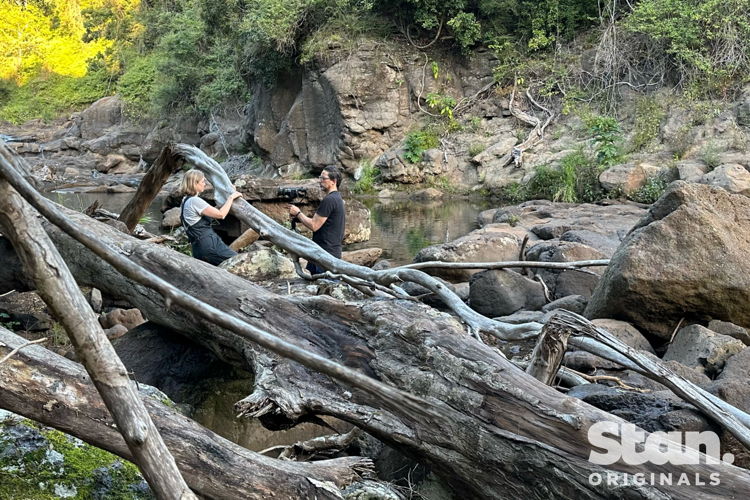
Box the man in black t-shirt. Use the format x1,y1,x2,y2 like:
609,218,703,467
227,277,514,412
288,165,345,275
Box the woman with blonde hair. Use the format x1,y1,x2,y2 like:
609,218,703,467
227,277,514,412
179,169,242,265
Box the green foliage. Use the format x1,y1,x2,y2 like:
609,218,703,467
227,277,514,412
403,129,439,163
425,92,457,121
299,11,390,64
115,53,158,118
353,160,379,193
447,12,482,54
629,175,669,204
0,67,111,123
624,0,750,93
585,115,624,167
700,142,721,170
496,182,528,203
630,96,666,152
526,149,604,203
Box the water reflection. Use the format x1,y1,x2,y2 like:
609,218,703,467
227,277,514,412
46,191,166,234
348,197,492,264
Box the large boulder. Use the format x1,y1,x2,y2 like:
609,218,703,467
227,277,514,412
585,181,750,340
413,226,529,282
468,269,546,316
663,324,745,376
599,162,661,194
699,163,750,197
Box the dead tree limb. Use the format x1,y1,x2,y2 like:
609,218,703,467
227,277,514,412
401,259,610,271
0,153,432,424
506,84,555,168
0,327,371,499
3,209,750,498
0,337,47,364
526,320,572,385
118,144,182,232
174,144,542,341
5,146,750,496
555,310,750,448
0,177,196,499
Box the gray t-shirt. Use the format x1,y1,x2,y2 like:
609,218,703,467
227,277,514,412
182,196,210,227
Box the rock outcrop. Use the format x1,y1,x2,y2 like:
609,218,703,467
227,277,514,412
585,181,750,340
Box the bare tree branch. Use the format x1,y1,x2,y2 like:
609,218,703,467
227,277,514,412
0,167,196,499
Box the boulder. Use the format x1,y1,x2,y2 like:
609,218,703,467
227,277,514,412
342,248,383,267
566,385,706,434
468,269,546,316
541,295,588,315
590,318,655,354
526,241,607,299
663,324,744,376
161,207,182,229
409,188,444,201
599,162,661,194
99,308,146,331
703,379,750,468
718,348,750,380
222,243,296,281
414,227,524,282
708,319,750,346
676,160,709,182
699,163,750,197
585,181,750,340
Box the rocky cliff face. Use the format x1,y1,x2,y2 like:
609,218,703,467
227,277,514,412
244,42,510,183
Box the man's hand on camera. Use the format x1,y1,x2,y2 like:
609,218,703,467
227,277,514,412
287,204,301,218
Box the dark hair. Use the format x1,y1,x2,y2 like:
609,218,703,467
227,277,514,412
322,165,342,188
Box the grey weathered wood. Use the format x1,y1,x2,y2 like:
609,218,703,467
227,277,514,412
558,310,750,444
174,144,542,341
526,319,572,385
0,177,196,500
4,144,750,498
5,214,750,498
0,327,370,499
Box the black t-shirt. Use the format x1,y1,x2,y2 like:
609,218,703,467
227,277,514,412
312,191,345,258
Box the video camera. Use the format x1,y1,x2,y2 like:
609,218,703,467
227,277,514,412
277,186,307,231
277,186,307,200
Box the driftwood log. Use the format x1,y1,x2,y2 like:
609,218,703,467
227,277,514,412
0,176,194,498
3,143,750,497
173,144,542,341
0,327,371,499
2,206,750,497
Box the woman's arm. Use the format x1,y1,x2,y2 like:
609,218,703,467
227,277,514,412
201,192,242,220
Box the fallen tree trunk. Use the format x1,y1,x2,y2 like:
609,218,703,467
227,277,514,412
4,205,750,498
0,172,194,498
4,145,750,497
172,144,543,341
0,327,371,499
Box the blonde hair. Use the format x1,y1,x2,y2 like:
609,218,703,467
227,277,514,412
180,169,205,196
